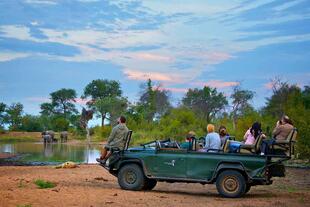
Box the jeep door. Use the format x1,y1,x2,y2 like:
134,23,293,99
145,149,187,178
186,152,220,180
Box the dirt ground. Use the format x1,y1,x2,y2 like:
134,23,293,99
0,165,309,207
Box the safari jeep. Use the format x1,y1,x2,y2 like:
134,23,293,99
99,130,297,198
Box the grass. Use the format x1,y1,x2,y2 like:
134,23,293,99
16,205,32,207
18,180,26,188
34,179,56,189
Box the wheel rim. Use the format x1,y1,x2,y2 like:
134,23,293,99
125,170,137,184
222,176,239,194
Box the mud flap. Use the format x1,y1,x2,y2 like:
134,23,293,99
269,163,285,177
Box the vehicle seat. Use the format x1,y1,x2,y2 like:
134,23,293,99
271,128,297,156
223,139,231,153
238,134,265,154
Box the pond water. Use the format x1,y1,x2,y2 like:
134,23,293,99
0,142,102,165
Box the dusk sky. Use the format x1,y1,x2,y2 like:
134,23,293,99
1,0,310,121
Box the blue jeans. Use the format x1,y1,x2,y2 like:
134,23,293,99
229,141,242,153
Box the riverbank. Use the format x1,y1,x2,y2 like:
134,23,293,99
0,165,309,207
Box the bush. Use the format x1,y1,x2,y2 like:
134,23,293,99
92,125,112,141
34,179,56,189
51,117,69,131
19,115,43,132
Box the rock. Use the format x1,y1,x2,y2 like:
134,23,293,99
94,177,108,182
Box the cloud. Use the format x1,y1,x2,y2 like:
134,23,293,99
264,82,274,90
130,53,174,62
74,98,89,105
0,51,30,62
24,0,57,5
123,69,179,82
194,80,240,88
161,87,188,93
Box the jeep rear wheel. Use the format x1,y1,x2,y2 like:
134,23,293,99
216,170,246,198
118,164,145,191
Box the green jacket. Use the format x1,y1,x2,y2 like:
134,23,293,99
106,123,129,149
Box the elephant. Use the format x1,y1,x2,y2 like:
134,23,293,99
42,130,57,143
42,134,52,143
60,131,68,143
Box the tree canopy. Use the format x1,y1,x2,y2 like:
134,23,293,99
182,86,228,122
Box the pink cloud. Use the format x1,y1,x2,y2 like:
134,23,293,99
74,98,90,105
124,69,180,82
203,52,233,64
131,53,173,62
193,80,239,88
264,82,274,89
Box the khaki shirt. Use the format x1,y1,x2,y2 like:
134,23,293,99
106,124,129,149
272,123,294,140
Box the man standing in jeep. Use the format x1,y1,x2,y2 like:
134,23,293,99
96,116,128,163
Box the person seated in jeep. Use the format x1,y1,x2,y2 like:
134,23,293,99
199,124,221,152
180,131,196,150
96,116,129,163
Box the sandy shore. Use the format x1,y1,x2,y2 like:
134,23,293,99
0,165,309,207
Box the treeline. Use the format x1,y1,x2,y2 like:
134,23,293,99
0,78,309,158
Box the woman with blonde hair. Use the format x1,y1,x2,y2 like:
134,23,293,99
200,124,221,152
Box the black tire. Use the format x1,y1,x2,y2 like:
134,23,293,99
143,179,157,190
118,164,146,191
216,170,246,198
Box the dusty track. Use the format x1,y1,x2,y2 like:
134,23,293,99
0,165,309,207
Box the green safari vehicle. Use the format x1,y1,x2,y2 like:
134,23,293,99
100,130,297,198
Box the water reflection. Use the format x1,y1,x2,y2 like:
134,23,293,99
0,142,101,164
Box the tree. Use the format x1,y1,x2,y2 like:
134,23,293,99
138,79,171,121
20,115,43,132
94,97,128,125
264,78,300,118
0,102,6,129
302,86,310,109
182,86,228,122
40,102,55,116
50,88,78,117
5,102,23,131
230,86,255,130
83,79,122,127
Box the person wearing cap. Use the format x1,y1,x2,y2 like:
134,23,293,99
96,116,128,163
180,131,196,150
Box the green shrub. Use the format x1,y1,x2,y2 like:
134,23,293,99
34,179,56,189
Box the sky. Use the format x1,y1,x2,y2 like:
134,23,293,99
0,0,310,122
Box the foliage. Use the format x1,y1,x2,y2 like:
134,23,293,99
49,88,78,117
182,86,228,122
19,115,44,132
230,86,255,130
34,179,56,189
0,102,6,129
138,79,171,121
159,107,206,141
83,79,122,127
94,97,128,125
5,102,24,131
51,116,70,131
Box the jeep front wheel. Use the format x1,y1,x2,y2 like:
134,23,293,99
216,170,246,198
118,164,145,191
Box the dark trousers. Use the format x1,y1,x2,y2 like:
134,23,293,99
260,139,276,154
